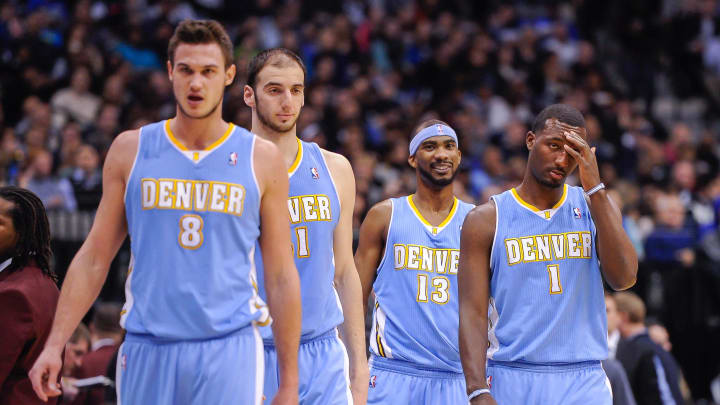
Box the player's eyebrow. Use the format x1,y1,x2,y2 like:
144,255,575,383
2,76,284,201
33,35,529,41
264,81,305,88
176,63,220,70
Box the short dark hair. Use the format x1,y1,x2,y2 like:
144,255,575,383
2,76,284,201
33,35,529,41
0,186,55,281
413,119,452,137
91,302,123,334
68,323,91,346
247,48,307,89
168,19,234,68
532,104,585,134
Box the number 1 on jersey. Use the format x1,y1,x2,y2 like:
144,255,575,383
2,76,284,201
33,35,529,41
547,264,562,294
294,226,309,258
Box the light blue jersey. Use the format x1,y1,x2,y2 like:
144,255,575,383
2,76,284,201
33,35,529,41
256,138,343,342
122,120,269,340
488,184,608,364
370,195,474,372
255,139,351,405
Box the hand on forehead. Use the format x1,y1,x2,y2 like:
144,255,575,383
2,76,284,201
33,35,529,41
544,118,586,139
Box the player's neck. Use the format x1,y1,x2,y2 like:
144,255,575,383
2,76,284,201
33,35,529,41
251,119,299,171
413,183,456,217
170,109,228,150
515,177,565,210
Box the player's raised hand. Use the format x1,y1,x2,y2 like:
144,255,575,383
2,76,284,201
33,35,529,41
271,387,299,405
562,126,602,192
28,346,63,402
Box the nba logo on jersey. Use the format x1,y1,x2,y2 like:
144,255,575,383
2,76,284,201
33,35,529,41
574,207,582,219
311,167,319,179
121,354,127,371
369,375,377,388
228,152,238,166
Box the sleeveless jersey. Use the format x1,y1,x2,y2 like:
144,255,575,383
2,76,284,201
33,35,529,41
370,195,475,372
122,120,268,340
488,184,608,363
256,139,343,342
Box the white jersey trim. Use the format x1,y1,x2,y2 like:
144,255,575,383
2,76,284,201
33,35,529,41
119,255,135,329
375,199,395,276
253,325,265,405
335,330,354,405
489,197,499,271
122,126,142,203
249,135,262,208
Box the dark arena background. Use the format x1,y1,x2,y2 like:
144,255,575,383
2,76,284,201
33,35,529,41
1,0,720,403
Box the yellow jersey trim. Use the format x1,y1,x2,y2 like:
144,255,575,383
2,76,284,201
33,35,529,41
510,184,568,212
287,137,303,175
165,119,235,152
407,195,458,234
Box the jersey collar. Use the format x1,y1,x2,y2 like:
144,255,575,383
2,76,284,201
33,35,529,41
407,195,459,235
510,184,568,220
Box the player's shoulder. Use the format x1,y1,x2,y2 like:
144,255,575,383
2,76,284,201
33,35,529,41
319,148,353,177
463,199,497,234
252,135,283,162
109,129,140,156
105,129,140,175
363,198,393,226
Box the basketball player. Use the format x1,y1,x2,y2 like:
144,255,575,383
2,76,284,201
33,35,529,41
458,104,638,404
355,120,474,404
29,20,302,405
244,48,368,404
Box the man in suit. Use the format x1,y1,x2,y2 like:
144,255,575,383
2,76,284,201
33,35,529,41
0,186,60,404
69,303,123,405
615,291,684,405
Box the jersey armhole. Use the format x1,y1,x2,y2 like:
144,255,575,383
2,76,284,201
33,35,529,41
317,146,341,210
123,126,143,203
249,135,262,204
488,196,499,275
374,199,395,276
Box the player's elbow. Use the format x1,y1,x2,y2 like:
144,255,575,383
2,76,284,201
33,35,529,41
607,262,638,291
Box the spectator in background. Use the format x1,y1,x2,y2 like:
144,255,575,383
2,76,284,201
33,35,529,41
606,291,622,358
20,150,77,211
644,193,696,267
50,66,101,129
63,145,102,212
0,186,59,404
604,292,638,405
615,292,684,405
69,303,123,405
59,324,90,404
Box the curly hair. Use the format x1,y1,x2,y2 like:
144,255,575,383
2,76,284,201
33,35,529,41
0,186,55,282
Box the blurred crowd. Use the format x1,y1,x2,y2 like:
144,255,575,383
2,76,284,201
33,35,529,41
2,0,720,402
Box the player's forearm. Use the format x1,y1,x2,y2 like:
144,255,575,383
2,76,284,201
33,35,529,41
335,266,370,391
46,247,110,350
266,267,302,389
459,302,490,392
589,190,637,290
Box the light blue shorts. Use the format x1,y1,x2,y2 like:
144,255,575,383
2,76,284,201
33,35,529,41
367,355,467,405
116,326,263,405
486,360,612,405
264,329,352,404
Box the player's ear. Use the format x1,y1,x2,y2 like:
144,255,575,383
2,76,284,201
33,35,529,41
243,85,255,108
526,131,536,150
408,155,417,169
225,64,236,86
167,60,173,82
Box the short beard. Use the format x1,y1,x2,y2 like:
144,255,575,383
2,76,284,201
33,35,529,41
417,164,457,188
176,95,223,120
531,168,564,189
255,94,297,133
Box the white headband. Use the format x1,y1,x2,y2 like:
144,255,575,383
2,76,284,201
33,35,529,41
409,124,458,155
